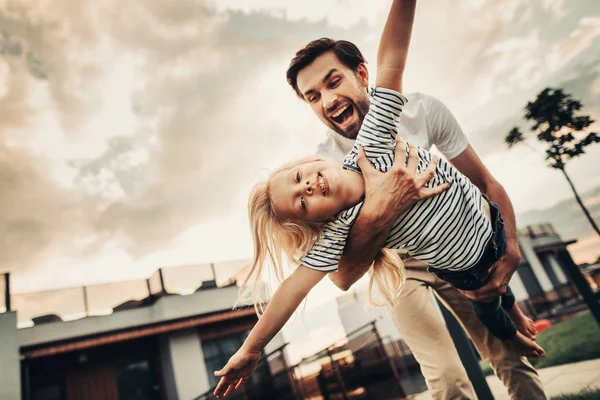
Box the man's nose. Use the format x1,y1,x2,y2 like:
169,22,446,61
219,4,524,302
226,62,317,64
322,91,339,111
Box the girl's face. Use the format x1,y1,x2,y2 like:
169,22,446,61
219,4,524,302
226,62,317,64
269,159,363,223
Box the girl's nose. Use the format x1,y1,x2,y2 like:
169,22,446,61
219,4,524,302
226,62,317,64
304,179,313,195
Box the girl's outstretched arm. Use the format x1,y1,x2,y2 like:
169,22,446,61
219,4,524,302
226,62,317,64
213,265,326,398
376,0,416,92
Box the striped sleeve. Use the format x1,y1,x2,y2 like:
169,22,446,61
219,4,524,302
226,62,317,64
300,203,363,272
343,87,408,171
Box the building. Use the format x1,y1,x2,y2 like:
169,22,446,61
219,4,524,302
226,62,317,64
336,224,591,391
1,223,593,400
0,262,290,400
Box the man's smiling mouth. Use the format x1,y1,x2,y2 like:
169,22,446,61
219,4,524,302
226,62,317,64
330,104,354,125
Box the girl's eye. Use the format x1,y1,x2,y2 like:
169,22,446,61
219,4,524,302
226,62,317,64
296,170,301,183
301,197,306,210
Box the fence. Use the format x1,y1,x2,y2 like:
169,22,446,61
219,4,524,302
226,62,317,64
0,260,249,328
194,322,429,400
518,280,597,322
193,345,299,400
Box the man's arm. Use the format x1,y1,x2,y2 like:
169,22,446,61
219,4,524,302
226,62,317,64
329,140,447,291
450,146,522,302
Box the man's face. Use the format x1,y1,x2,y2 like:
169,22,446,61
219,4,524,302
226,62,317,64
296,52,370,139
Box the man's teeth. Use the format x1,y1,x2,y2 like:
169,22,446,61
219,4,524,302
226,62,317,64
318,175,326,195
331,104,350,118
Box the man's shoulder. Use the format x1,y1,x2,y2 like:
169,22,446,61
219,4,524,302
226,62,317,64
403,92,444,112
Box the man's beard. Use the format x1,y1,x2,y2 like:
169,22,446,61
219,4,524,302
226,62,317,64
330,99,370,139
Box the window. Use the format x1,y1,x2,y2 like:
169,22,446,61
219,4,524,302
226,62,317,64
202,331,249,388
32,381,65,400
116,360,159,400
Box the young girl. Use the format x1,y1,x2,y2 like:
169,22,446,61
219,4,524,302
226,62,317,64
213,4,544,399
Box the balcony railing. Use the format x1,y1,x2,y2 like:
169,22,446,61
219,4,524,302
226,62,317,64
519,223,557,239
1,260,249,329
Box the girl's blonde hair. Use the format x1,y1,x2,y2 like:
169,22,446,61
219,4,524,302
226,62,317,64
239,156,405,314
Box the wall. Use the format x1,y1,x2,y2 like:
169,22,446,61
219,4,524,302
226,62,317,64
0,312,21,400
159,328,287,400
509,271,529,301
519,236,554,292
160,329,209,400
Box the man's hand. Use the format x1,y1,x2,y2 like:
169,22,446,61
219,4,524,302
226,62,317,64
356,137,450,229
460,246,521,302
331,138,450,292
213,349,261,398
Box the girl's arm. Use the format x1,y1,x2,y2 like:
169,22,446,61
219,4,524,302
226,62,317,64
213,265,326,398
375,0,416,92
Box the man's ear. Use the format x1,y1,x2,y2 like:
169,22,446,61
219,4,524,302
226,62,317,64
355,63,369,88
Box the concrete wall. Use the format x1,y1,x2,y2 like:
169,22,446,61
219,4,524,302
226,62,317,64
339,292,407,341
0,312,21,400
159,329,286,400
519,236,554,292
160,329,209,400
18,285,240,347
509,271,529,301
159,334,178,400
548,253,568,284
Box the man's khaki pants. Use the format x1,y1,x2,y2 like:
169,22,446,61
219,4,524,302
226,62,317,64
389,264,547,400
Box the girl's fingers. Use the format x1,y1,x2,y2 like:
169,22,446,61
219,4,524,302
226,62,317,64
223,383,235,398
214,377,229,397
235,377,248,390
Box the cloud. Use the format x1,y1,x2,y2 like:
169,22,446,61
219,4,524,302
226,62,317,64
1,0,599,295
0,0,374,275
542,0,567,19
516,185,600,263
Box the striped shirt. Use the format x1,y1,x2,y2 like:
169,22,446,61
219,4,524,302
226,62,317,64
301,87,493,272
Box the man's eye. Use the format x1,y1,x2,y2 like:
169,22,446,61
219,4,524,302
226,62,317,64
301,197,306,210
296,170,301,182
329,78,340,88
309,95,320,103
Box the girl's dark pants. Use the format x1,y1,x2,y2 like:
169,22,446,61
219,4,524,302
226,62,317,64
428,195,517,340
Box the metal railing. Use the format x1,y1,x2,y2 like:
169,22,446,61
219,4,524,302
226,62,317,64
194,344,299,400
518,223,557,239
194,322,430,400
2,260,249,328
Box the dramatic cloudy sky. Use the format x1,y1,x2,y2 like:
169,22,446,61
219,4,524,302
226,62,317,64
1,0,600,358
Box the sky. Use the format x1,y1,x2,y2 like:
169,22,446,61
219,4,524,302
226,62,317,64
1,0,600,361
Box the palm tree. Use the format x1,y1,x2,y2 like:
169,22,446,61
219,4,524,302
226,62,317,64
506,88,600,237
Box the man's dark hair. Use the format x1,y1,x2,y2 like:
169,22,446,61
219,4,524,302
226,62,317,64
286,38,367,99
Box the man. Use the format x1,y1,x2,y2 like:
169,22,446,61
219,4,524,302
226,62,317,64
285,1,547,399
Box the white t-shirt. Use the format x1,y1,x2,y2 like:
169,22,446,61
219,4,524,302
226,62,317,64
303,88,491,272
316,92,469,163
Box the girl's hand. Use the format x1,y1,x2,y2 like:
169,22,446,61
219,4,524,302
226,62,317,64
213,349,261,398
